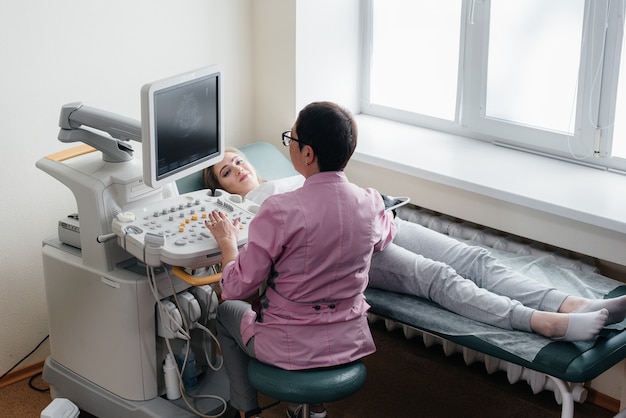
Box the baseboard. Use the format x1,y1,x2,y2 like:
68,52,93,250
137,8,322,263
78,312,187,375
587,388,620,413
0,360,45,389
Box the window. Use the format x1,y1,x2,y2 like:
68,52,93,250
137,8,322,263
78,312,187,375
362,0,626,172
368,2,461,121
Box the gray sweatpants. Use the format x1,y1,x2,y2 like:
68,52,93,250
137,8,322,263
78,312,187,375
216,300,258,413
368,218,569,332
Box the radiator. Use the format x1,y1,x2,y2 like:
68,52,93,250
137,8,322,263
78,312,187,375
367,315,588,407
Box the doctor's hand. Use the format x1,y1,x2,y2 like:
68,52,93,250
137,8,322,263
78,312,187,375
205,210,240,264
205,210,240,242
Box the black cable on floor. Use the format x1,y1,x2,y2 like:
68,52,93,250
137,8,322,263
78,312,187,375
0,335,50,382
28,371,49,392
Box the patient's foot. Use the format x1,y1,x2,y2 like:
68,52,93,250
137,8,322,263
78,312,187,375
575,295,626,325
531,309,608,341
561,309,608,341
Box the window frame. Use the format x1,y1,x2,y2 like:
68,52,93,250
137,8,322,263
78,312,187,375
360,0,626,173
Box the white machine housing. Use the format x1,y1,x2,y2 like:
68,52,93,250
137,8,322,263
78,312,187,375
37,99,238,416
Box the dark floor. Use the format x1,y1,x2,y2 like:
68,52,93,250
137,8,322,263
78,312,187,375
3,321,617,417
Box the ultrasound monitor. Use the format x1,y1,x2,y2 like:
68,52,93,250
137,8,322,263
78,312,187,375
141,65,223,189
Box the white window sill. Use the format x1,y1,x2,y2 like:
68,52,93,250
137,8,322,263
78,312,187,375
352,114,626,236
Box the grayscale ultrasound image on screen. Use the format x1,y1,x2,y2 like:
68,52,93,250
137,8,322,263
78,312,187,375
154,75,219,180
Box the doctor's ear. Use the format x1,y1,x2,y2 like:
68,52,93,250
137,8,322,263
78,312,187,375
302,145,315,166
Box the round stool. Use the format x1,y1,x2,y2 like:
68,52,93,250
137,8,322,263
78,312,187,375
248,359,367,417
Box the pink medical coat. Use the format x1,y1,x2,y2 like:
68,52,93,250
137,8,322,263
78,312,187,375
220,171,396,370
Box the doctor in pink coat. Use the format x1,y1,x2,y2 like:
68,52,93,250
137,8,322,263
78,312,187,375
205,101,396,418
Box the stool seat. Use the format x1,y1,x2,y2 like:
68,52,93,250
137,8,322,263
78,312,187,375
247,359,367,405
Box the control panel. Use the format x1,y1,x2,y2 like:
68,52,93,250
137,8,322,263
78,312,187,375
112,189,259,268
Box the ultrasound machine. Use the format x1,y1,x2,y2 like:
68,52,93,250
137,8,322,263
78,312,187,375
37,66,257,417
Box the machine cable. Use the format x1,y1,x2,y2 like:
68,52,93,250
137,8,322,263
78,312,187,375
148,263,228,418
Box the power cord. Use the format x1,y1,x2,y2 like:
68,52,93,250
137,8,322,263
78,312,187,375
29,372,49,392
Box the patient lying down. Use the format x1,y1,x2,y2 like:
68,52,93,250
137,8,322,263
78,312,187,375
203,147,626,342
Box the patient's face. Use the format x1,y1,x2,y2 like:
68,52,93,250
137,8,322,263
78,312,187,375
212,151,260,197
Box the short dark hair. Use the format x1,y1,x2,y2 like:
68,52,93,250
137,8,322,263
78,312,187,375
294,101,357,172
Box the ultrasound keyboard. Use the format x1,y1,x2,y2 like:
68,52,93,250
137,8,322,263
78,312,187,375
112,189,259,268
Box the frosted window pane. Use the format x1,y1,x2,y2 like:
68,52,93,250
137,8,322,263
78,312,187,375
486,0,584,134
370,0,461,120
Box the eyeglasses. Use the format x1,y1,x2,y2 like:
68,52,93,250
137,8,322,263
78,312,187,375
281,130,300,147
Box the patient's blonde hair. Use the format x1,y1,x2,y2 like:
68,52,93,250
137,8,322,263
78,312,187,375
202,147,263,194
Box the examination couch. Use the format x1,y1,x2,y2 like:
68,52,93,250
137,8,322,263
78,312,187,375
178,142,626,418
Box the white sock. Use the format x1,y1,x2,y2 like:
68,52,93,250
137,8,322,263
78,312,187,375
560,309,608,341
577,295,626,325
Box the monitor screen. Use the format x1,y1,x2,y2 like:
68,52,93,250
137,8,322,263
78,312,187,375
141,65,223,189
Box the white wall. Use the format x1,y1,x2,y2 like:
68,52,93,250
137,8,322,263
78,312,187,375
0,0,254,375
251,0,297,144
294,0,362,112
250,0,362,146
